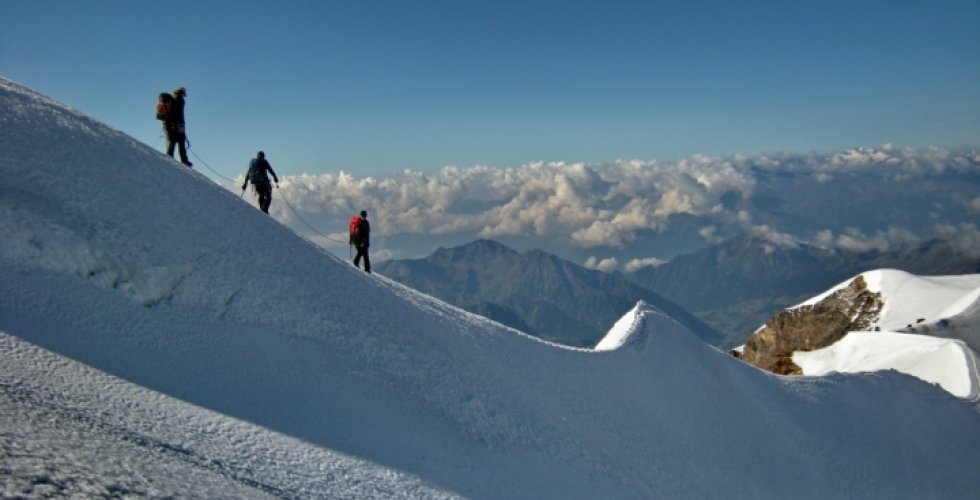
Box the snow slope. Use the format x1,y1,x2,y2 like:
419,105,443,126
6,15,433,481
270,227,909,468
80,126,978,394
790,270,980,400
795,330,979,399
2,77,980,498
0,331,455,498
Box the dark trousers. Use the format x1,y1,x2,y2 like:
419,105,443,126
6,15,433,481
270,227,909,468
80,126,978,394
166,126,191,166
254,182,273,213
353,245,371,273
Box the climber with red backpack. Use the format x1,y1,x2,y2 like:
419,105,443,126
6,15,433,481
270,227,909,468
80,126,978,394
155,86,192,167
349,210,371,273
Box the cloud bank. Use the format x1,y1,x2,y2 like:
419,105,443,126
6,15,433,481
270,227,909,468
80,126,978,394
277,156,758,245
269,146,978,267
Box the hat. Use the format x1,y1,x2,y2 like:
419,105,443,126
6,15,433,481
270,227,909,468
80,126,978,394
174,86,186,96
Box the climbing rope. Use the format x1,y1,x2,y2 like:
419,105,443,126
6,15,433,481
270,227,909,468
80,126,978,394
186,138,237,183
275,184,349,245
180,139,350,247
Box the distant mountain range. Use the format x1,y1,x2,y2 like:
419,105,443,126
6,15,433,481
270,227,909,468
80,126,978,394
627,235,979,346
375,239,723,348
377,235,978,349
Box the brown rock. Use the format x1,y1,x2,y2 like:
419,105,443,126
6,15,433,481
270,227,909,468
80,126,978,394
740,275,883,375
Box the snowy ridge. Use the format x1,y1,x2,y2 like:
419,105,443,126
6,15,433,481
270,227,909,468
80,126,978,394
594,301,648,351
798,269,980,331
3,77,980,497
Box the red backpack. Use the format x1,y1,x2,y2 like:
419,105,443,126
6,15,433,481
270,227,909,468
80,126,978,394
349,216,363,242
156,93,173,121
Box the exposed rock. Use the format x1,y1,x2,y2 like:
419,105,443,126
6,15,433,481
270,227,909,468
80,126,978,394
741,275,884,375
627,235,978,348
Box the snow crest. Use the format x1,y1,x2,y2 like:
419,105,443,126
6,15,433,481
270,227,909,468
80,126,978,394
594,301,649,351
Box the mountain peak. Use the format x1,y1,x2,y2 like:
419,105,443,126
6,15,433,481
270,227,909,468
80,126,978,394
379,239,723,347
595,301,650,352
430,238,519,262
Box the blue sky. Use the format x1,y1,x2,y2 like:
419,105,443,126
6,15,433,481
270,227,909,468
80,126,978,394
2,0,978,180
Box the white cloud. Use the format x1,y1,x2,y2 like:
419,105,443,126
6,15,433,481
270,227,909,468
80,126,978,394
969,196,980,213
749,225,799,251
814,227,920,253
813,172,833,183
624,257,668,273
814,229,835,248
830,147,891,167
698,225,722,244
934,223,980,257
584,256,619,272
585,255,667,273
746,145,976,178
736,210,752,225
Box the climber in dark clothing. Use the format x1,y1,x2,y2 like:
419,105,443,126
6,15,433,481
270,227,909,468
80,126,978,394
165,86,192,167
242,151,280,213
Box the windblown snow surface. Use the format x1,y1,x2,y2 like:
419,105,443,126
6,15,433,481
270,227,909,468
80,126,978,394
792,270,980,400
2,77,979,498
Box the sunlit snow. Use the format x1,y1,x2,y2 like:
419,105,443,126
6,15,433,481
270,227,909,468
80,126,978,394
2,77,979,498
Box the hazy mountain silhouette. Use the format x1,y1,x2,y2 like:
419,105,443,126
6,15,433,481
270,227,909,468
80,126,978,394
376,239,722,347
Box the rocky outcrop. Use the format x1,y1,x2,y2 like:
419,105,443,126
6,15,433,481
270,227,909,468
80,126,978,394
740,276,883,375
628,235,978,348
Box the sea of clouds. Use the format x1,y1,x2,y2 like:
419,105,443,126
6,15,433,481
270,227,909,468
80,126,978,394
267,145,979,269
